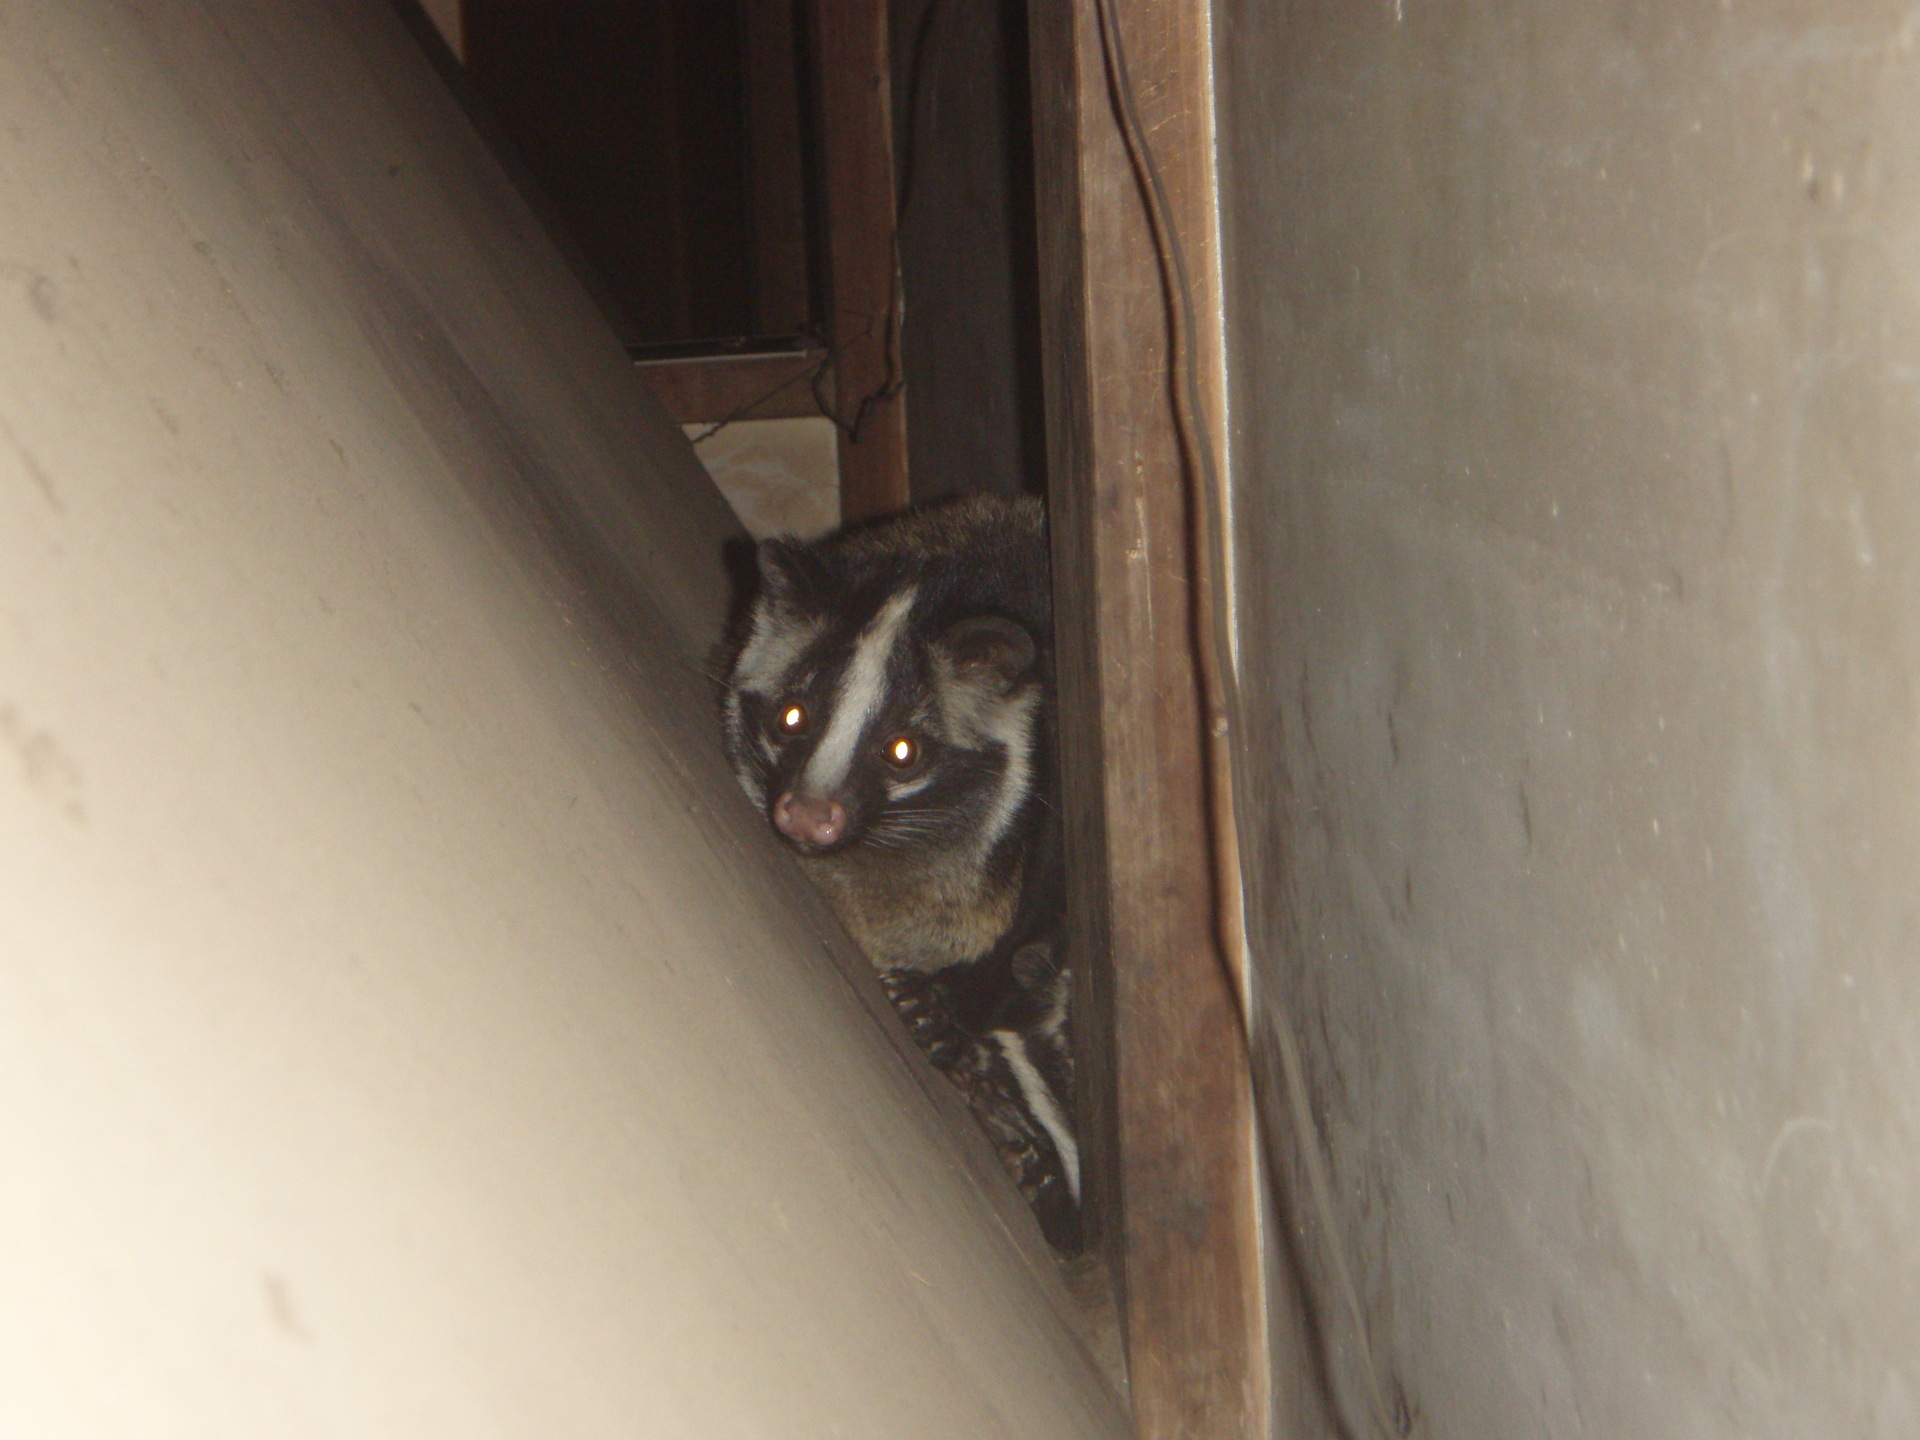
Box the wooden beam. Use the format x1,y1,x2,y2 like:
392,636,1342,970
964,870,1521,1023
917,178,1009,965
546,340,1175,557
635,350,827,425
1029,1,1270,1435
809,0,910,521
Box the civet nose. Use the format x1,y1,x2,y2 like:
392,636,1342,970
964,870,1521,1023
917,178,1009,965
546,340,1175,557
773,791,847,849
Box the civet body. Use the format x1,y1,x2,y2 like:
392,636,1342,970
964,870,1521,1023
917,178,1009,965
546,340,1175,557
720,495,1079,1251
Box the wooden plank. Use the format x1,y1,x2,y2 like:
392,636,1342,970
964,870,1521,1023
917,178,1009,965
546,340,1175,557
1028,1,1270,1435
635,350,827,425
808,0,910,521
1026,0,1123,1326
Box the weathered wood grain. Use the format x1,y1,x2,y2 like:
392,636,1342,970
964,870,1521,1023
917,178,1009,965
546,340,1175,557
1028,0,1270,1434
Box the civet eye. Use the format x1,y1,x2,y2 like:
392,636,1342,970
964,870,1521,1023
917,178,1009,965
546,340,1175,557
882,734,919,769
776,703,808,736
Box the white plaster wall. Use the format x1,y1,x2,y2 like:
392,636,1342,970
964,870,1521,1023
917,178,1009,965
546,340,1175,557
690,416,841,540
0,2,1126,1435
1217,2,1920,1436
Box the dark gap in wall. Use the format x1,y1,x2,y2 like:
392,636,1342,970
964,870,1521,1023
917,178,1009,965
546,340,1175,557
461,0,752,348
457,0,821,356
395,0,1047,506
390,0,1120,1381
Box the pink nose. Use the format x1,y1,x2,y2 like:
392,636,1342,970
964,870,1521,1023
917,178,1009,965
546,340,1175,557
773,791,847,849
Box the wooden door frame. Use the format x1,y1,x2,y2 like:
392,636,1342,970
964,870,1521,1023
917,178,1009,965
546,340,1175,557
1029,1,1272,1434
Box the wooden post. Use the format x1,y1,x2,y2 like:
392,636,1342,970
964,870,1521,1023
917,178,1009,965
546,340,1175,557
1029,0,1270,1435
810,0,911,521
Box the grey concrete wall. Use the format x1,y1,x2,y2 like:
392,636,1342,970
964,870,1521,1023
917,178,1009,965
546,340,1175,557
0,1,1126,1434
1215,3,1920,1436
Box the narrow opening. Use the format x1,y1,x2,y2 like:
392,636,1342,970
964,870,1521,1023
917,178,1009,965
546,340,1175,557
391,0,1128,1384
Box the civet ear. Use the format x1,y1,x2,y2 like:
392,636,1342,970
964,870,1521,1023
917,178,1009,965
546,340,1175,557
938,614,1036,691
755,536,831,610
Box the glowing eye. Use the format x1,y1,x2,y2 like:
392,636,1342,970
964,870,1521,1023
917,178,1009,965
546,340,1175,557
883,734,919,769
777,703,808,736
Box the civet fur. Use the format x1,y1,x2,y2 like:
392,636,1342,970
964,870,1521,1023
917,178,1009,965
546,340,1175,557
719,494,1079,1252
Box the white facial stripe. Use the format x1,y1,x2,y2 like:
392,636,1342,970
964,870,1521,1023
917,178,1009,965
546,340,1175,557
886,772,937,800
803,588,916,795
972,686,1038,859
733,605,822,698
994,1030,1080,1203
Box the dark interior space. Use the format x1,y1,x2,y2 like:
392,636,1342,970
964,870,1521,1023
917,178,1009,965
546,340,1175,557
450,0,1048,503
462,0,816,354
